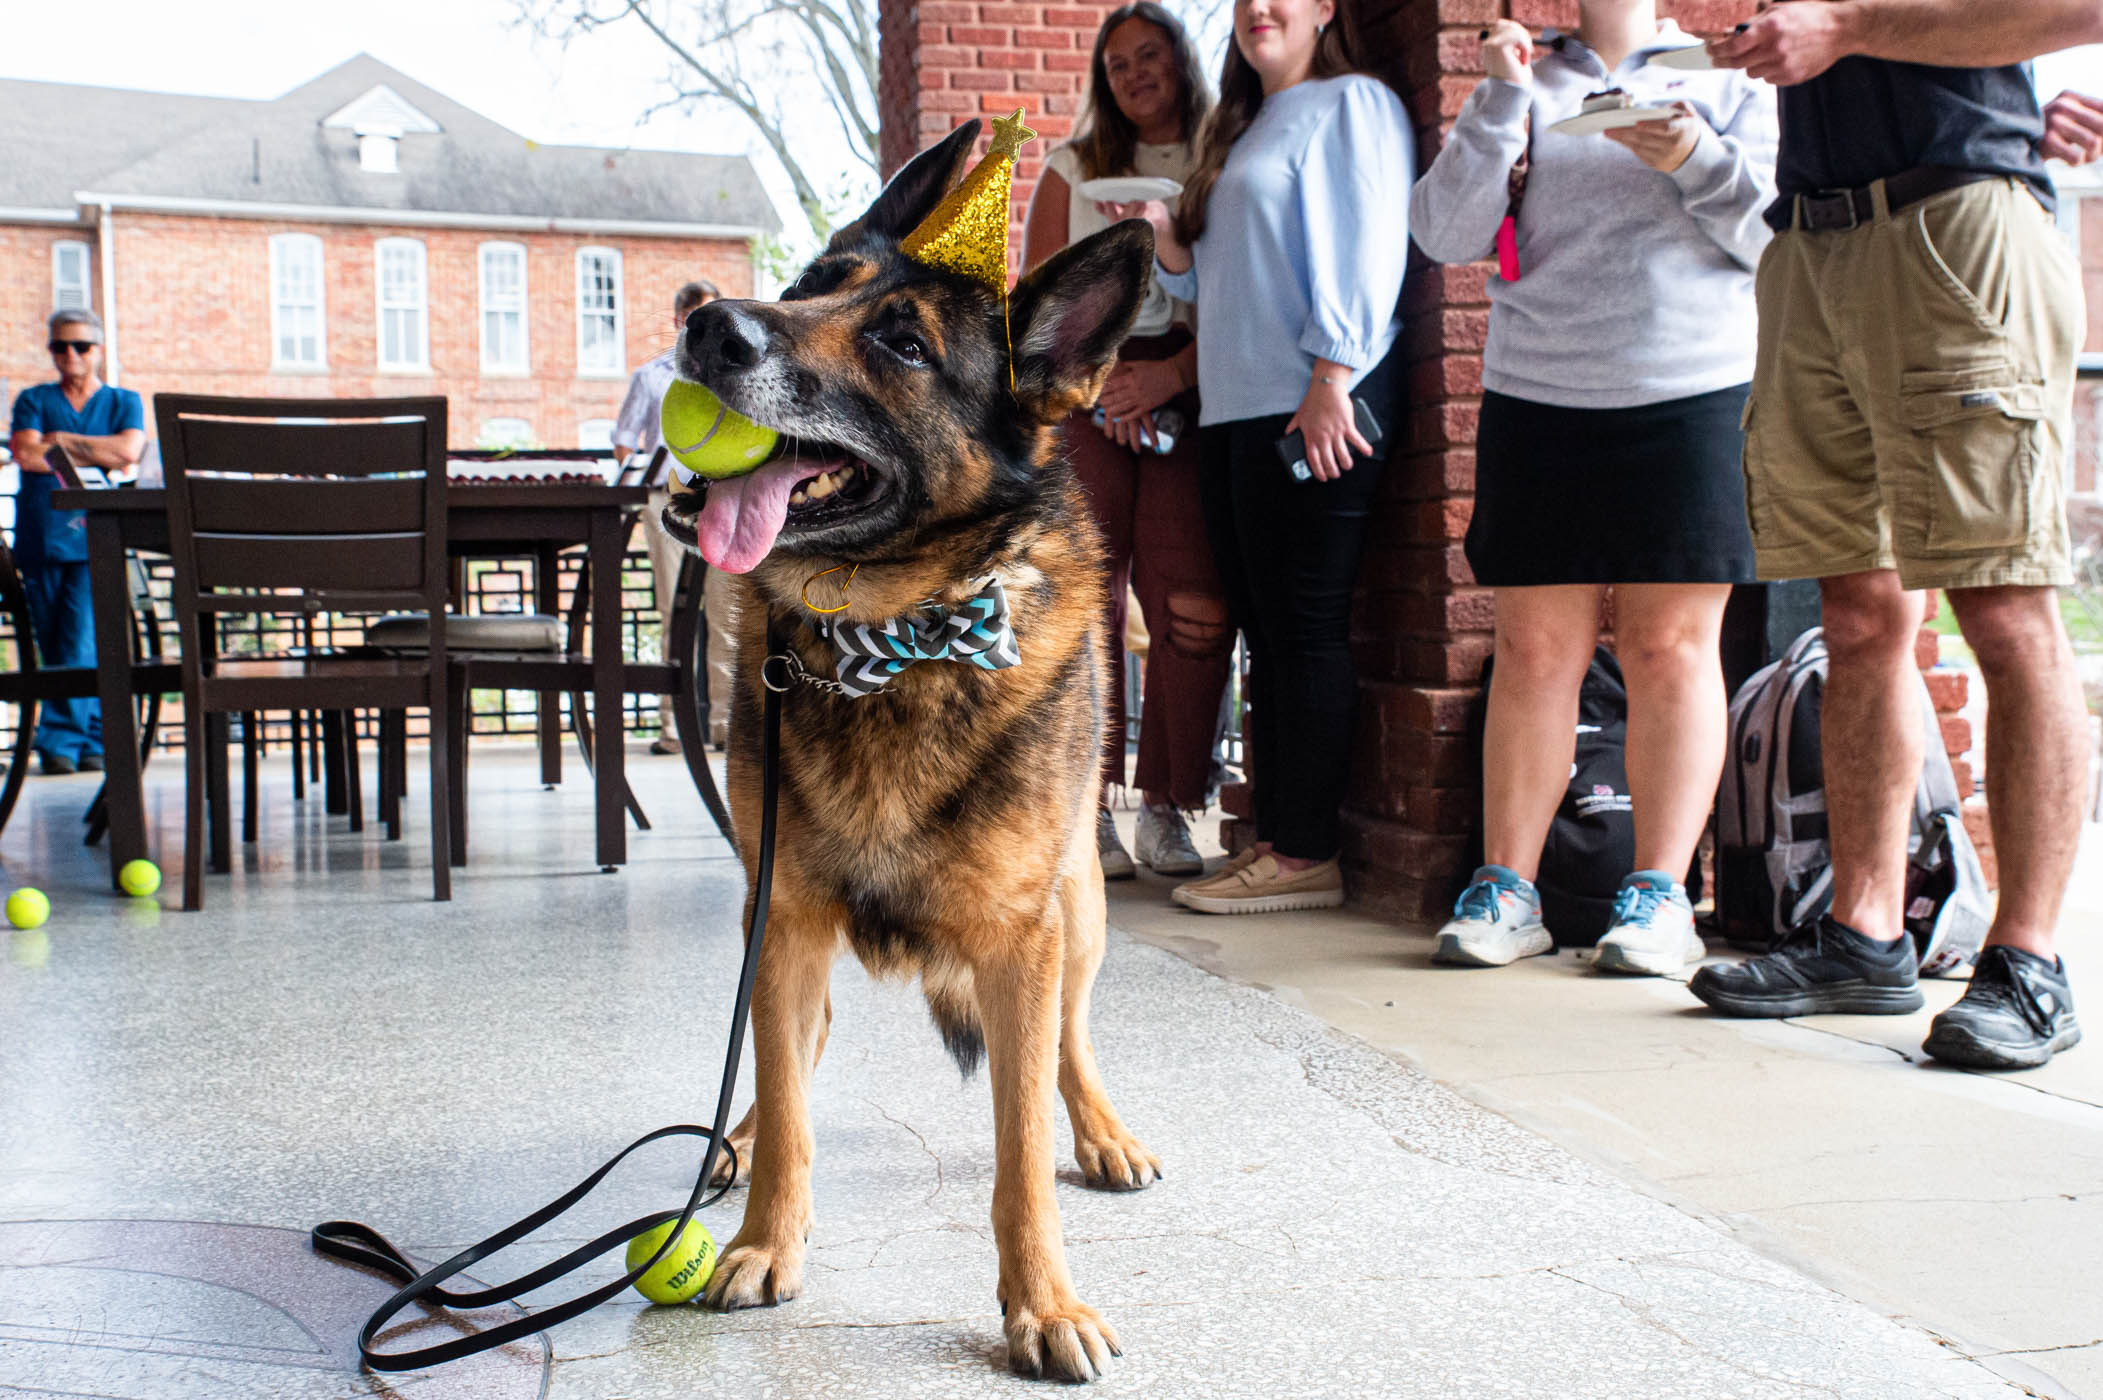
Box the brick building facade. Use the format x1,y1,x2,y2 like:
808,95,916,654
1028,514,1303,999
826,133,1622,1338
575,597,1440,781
3,215,758,451
0,56,776,453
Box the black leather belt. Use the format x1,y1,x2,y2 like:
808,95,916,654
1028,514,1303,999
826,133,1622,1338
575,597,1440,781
1792,167,2000,233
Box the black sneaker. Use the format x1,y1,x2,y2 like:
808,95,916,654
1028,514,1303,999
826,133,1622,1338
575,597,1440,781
1689,915,1923,1018
76,753,104,772
1923,945,2081,1070
36,751,76,776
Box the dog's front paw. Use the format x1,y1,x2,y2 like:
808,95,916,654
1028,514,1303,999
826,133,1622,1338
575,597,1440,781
702,1237,805,1311
1004,1297,1120,1382
1075,1128,1161,1191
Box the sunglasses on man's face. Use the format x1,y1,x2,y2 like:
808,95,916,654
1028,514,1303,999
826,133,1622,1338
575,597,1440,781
48,339,98,356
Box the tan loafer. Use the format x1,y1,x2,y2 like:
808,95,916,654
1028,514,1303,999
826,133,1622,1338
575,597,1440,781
1169,845,1263,906
1175,853,1343,915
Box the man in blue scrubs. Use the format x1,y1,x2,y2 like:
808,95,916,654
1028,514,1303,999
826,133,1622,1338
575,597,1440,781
7,310,145,774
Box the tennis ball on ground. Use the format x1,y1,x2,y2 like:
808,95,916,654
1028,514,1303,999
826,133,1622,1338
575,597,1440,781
661,379,780,481
625,1218,717,1304
6,888,49,930
119,859,162,897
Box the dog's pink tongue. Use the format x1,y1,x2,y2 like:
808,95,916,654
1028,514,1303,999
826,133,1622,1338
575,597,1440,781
694,458,812,574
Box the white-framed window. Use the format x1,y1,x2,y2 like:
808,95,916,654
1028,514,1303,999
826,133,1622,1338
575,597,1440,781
374,237,429,372
576,246,624,377
577,418,616,451
479,417,535,449
269,233,327,370
479,241,529,375
52,241,91,312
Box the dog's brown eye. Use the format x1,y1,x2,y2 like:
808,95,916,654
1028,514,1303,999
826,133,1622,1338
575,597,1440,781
885,334,930,367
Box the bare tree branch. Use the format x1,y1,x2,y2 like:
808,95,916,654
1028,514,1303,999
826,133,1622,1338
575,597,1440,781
515,0,879,239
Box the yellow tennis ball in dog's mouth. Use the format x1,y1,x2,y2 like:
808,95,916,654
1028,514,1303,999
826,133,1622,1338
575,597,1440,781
661,379,780,481
625,1219,717,1305
6,888,49,930
119,860,162,897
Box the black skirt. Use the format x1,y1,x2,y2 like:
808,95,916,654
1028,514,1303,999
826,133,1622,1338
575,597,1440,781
1466,384,1756,586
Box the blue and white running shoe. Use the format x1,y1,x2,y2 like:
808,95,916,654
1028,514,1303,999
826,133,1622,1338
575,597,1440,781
1594,871,1705,976
1432,865,1552,967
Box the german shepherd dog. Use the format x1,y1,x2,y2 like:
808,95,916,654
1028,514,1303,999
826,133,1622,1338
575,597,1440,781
657,120,1161,1382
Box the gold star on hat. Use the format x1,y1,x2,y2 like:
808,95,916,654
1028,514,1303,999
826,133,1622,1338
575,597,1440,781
902,109,1036,385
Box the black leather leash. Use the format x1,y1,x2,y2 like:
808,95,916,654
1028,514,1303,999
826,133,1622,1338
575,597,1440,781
311,638,784,1371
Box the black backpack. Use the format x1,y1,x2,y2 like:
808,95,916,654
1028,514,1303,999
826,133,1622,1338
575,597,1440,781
1536,647,1638,948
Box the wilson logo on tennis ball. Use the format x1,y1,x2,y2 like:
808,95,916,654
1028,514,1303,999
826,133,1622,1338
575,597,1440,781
660,379,781,482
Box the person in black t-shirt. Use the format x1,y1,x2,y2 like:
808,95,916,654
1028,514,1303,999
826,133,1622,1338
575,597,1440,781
1685,2,2103,1071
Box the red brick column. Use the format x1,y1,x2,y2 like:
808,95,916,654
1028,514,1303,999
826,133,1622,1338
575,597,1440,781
877,0,1119,266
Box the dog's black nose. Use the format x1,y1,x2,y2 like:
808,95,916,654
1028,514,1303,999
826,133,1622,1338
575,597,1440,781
685,300,772,378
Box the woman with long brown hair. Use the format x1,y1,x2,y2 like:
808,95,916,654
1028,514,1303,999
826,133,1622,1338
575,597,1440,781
1113,0,1412,914
1024,2,1227,884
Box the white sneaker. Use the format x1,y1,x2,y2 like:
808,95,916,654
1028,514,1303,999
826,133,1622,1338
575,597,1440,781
1432,866,1553,967
1134,803,1204,876
1593,872,1705,976
1097,807,1136,880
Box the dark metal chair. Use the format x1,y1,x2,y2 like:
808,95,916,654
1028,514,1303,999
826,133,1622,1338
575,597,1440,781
156,393,453,910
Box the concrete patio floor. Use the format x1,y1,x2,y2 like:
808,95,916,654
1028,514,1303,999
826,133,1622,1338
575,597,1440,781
1106,805,2103,1400
0,744,2091,1397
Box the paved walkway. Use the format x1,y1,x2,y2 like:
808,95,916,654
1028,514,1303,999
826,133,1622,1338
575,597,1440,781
1106,806,2103,1399
0,749,2087,1397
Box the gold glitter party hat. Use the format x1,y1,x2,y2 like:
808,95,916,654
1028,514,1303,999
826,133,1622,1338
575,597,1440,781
903,109,1035,382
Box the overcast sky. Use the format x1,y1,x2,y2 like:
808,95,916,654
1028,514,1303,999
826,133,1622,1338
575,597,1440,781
0,1,2096,240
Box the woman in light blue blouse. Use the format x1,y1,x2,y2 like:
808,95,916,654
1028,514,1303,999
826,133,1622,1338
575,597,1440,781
1115,0,1413,914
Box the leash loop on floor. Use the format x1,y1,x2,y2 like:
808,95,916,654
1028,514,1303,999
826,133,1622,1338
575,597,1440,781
311,639,786,1371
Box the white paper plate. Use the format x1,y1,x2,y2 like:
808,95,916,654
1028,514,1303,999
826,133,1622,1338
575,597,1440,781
1077,176,1183,204
1547,104,1680,136
1648,44,1716,70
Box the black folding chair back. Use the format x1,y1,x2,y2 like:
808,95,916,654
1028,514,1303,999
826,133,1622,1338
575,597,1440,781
156,394,452,909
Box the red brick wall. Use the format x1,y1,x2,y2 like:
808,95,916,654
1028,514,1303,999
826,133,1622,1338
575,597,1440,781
1,224,103,407
878,0,1121,269
2,214,754,451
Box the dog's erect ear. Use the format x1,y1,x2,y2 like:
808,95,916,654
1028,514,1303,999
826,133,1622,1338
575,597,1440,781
827,121,983,253
1007,219,1154,425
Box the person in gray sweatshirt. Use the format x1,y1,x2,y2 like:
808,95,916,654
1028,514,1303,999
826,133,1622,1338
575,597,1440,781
1409,0,1776,978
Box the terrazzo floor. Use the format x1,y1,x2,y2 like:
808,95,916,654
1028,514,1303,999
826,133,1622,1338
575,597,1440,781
0,746,2066,1398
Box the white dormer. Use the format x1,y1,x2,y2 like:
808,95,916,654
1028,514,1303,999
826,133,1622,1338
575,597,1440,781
324,84,441,174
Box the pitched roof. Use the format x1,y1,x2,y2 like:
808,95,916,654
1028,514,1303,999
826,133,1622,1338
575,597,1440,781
0,79,247,213
0,55,779,234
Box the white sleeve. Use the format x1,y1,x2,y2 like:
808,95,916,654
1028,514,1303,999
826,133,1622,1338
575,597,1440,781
612,367,656,450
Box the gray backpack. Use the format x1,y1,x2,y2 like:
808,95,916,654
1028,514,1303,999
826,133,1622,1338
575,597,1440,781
1713,628,1990,976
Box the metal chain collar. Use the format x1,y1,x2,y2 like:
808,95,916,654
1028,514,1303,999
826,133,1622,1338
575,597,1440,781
761,644,852,696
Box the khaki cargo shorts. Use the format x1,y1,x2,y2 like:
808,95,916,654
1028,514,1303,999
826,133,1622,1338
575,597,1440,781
1743,177,2084,590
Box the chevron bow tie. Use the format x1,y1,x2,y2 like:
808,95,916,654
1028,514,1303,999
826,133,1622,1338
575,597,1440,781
826,576,1021,697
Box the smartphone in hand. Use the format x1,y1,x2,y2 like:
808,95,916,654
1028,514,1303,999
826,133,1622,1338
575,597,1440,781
1275,397,1385,482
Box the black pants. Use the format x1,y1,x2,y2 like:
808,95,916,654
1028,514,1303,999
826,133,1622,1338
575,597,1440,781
1199,415,1385,861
